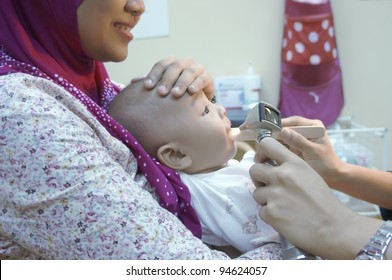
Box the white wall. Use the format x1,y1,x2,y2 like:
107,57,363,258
106,0,392,170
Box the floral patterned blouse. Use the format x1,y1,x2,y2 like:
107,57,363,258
0,73,282,260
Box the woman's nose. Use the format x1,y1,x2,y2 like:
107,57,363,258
126,0,145,16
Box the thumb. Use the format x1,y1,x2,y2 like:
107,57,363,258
257,136,300,166
280,127,315,153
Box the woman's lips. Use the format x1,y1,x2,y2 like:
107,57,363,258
114,23,133,41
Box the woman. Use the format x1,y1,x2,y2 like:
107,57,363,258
251,116,392,260
0,0,281,259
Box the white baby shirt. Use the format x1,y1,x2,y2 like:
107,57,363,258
180,151,279,253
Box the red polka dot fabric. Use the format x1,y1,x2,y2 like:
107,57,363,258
278,0,344,127
282,14,337,65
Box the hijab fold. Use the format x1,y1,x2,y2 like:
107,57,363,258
0,0,201,238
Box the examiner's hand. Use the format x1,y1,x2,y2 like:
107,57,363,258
279,116,345,185
142,56,214,99
251,136,358,259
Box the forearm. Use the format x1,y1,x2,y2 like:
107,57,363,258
329,162,392,209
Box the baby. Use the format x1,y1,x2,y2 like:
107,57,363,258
108,80,279,256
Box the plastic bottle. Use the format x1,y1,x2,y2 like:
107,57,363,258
243,62,261,110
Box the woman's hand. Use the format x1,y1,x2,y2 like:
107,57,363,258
142,56,214,99
279,116,345,186
250,137,359,259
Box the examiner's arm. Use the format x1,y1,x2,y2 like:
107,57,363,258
281,116,392,209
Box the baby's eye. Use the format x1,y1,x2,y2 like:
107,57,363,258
202,105,210,116
210,96,217,104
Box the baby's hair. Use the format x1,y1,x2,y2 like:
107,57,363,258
108,81,176,156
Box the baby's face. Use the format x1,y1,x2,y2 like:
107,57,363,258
165,91,237,173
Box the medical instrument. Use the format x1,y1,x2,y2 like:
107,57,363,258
231,102,325,141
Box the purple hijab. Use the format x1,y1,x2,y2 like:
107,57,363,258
0,0,201,238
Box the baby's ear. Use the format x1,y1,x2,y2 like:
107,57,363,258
157,144,192,171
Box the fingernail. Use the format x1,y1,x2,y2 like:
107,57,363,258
144,79,154,87
157,85,167,94
188,85,197,93
171,86,180,95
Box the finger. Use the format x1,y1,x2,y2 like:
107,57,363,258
160,59,197,96
191,73,215,99
183,68,214,98
143,56,177,93
258,202,278,227
281,116,324,128
253,186,268,206
131,75,146,84
256,136,300,166
250,164,274,206
280,128,320,157
258,205,269,224
248,162,280,189
253,184,281,225
255,140,302,163
253,144,270,163
169,62,203,97
288,146,303,158
254,140,290,162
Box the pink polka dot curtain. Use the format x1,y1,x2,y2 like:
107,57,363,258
278,0,344,127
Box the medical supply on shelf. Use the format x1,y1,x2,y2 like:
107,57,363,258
214,62,263,111
243,62,262,110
